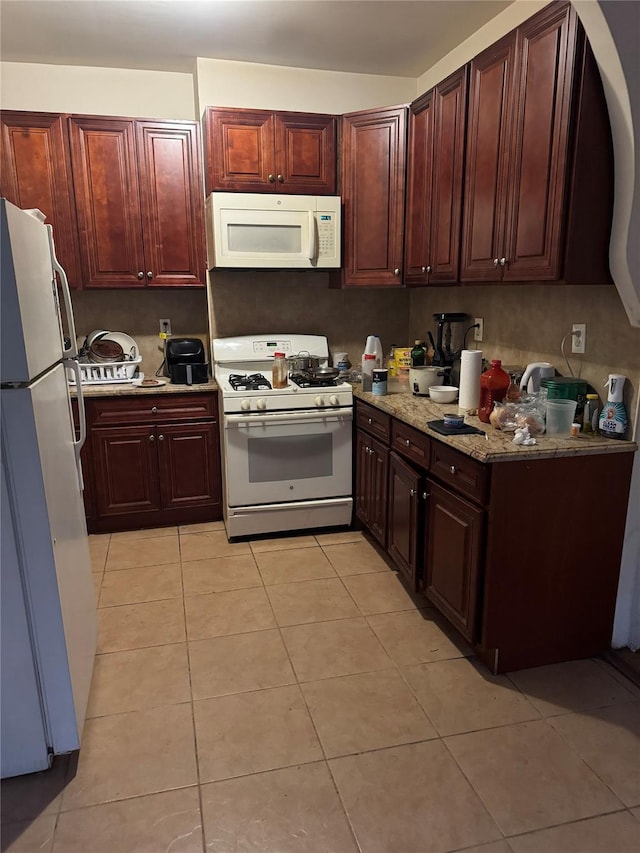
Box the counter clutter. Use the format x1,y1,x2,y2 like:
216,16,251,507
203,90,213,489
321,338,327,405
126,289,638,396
352,381,636,462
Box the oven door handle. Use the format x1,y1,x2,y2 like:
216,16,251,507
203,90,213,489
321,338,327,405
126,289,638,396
225,408,353,427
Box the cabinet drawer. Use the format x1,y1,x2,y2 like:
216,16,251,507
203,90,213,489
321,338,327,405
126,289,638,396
391,420,430,470
430,441,488,504
356,401,391,443
86,393,217,427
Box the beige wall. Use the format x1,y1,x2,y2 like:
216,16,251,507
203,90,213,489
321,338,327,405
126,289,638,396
0,61,196,119
195,58,416,116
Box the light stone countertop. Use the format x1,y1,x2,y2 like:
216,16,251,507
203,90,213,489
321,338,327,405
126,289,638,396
353,382,637,463
73,379,219,398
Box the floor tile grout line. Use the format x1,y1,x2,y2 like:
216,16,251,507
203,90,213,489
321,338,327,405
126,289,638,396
487,806,636,847
177,556,207,853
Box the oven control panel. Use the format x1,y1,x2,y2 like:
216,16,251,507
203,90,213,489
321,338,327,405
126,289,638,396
224,390,353,413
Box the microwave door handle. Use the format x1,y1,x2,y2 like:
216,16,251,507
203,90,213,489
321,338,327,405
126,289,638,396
307,211,316,260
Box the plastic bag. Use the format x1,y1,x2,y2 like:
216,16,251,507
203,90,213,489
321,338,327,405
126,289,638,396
489,394,546,434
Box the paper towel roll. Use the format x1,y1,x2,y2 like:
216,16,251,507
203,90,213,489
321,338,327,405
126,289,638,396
458,350,483,413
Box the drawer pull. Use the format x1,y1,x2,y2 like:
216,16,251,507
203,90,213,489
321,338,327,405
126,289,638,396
158,434,165,441
405,439,411,446
368,417,373,424
409,488,416,497
151,406,158,414
450,465,457,474
149,434,155,442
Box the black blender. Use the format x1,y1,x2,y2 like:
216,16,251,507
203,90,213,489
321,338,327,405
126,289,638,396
429,313,469,384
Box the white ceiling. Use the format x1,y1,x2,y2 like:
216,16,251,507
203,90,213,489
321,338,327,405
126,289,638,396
0,0,515,77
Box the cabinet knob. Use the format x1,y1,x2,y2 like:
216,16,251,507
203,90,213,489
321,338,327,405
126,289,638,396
500,257,507,267
158,434,164,441
409,489,417,497
422,491,428,500
450,465,457,474
268,174,275,183
368,418,373,424
405,439,411,446
147,271,153,279
137,271,144,279
394,268,400,276
427,265,432,273
151,406,158,414
493,258,499,267
421,266,426,273
277,174,284,183
149,434,155,442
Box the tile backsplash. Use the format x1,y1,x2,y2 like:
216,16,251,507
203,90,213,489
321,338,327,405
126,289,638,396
72,279,640,433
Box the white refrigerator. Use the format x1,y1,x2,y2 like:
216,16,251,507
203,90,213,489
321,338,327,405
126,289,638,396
1,198,96,778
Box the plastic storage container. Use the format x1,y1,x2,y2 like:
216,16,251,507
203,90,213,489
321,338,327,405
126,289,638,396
478,359,510,424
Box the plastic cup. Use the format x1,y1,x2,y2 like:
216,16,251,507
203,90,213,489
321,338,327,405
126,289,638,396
545,399,578,435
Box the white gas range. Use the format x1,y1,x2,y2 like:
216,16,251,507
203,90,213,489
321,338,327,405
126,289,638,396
213,334,353,538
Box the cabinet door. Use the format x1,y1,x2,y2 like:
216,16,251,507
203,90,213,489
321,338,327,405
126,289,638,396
460,33,516,282
275,113,337,194
405,69,467,287
90,425,161,517
136,121,206,287
341,106,407,286
423,480,483,642
69,117,146,288
355,429,388,547
204,108,275,193
503,2,577,280
387,452,421,589
404,91,434,285
157,422,221,510
1,111,82,289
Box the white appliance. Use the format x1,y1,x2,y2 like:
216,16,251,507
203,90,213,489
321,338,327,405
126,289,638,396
213,334,353,537
1,199,96,778
206,192,341,269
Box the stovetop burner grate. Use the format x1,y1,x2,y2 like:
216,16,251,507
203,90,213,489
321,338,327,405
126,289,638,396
228,372,272,391
289,373,340,388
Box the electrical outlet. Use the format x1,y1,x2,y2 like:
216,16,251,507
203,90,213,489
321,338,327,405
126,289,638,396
474,318,484,342
159,318,172,337
572,323,586,354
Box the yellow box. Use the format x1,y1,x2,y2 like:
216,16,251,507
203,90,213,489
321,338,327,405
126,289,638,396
393,347,412,369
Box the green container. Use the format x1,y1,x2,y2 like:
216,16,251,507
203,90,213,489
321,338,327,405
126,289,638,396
541,377,588,424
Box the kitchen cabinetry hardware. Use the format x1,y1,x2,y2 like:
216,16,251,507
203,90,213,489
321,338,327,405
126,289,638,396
493,259,499,267
461,2,613,284
137,272,144,279
405,67,467,287
205,107,337,195
1,111,82,289
355,396,635,674
406,439,411,446
341,105,407,287
409,489,417,496
73,393,221,534
147,271,153,278
69,116,206,288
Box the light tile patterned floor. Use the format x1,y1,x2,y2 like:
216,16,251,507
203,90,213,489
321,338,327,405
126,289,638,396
2,524,639,853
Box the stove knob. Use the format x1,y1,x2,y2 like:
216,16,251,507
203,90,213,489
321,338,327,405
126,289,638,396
256,398,267,410
329,394,340,406
240,399,251,411
314,395,325,407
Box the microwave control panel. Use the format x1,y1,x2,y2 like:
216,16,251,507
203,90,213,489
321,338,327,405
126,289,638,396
318,213,337,259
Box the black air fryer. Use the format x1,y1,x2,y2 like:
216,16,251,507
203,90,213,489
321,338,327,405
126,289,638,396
165,338,208,385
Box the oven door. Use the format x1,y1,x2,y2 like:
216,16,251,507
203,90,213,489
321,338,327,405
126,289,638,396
224,408,352,507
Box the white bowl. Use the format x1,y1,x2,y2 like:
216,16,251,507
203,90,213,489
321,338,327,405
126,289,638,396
429,385,458,403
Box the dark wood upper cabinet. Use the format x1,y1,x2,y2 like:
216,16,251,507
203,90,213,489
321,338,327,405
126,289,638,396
404,68,468,286
69,116,206,289
204,107,337,195
0,111,82,288
461,1,613,284
341,105,407,287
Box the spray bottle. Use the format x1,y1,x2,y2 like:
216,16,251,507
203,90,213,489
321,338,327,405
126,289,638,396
598,374,628,440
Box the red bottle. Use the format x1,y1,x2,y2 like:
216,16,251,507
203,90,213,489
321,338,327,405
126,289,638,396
478,359,510,423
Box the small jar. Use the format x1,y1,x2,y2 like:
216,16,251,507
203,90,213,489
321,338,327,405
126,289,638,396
272,352,288,389
570,422,581,437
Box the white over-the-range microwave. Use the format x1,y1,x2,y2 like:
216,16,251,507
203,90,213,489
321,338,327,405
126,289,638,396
205,192,341,269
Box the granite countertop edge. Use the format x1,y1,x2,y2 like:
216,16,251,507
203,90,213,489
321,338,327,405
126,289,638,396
353,385,637,463
71,379,219,397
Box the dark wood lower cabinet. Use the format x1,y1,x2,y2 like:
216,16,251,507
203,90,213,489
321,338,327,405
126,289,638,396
422,480,483,642
355,398,635,673
76,392,222,533
387,451,422,588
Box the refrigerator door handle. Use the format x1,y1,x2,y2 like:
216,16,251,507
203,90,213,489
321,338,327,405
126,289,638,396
64,359,86,490
46,225,78,359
